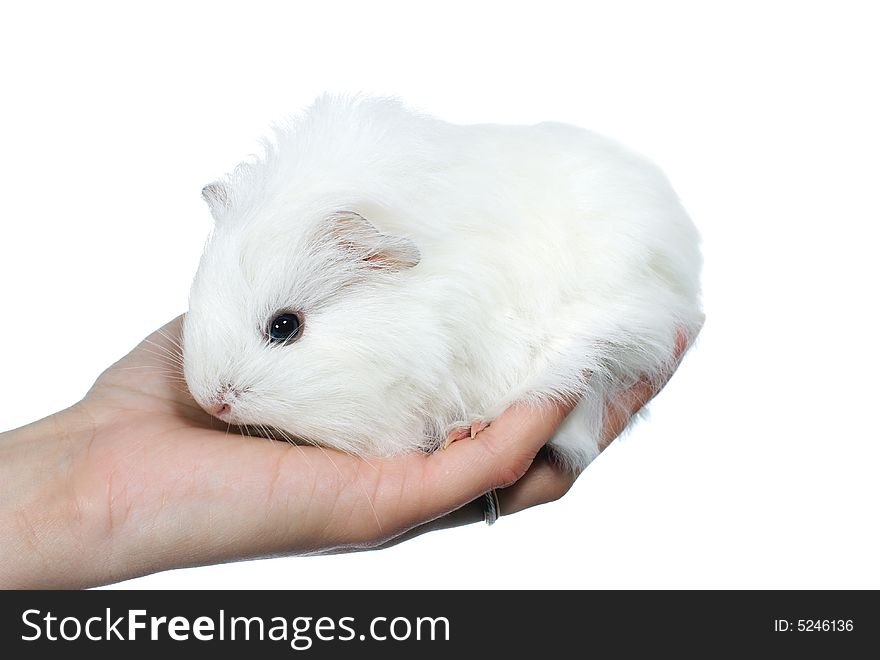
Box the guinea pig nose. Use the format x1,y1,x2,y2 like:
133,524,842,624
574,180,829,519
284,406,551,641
210,402,231,417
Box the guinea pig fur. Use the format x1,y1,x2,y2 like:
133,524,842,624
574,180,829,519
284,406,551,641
182,95,702,472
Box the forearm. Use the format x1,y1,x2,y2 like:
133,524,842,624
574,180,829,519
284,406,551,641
0,407,109,588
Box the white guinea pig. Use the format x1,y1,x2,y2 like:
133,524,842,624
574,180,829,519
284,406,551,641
182,95,702,472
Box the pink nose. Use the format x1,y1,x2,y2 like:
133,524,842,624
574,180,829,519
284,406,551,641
209,402,231,419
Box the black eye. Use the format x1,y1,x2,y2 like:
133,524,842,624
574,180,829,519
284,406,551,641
267,313,302,343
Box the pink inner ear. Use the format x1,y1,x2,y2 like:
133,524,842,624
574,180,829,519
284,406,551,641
363,251,389,269
328,211,420,272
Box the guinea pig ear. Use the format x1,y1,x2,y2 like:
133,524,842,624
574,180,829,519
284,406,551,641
201,182,230,221
329,211,420,271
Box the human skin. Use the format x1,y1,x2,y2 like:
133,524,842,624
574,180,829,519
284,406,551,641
0,317,689,588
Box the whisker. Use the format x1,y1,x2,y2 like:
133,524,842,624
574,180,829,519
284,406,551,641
156,327,184,351
116,365,184,376
143,337,183,357
138,346,185,369
350,463,383,535
142,339,185,366
273,427,316,471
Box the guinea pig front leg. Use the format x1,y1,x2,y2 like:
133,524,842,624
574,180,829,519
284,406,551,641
440,419,490,450
545,398,603,473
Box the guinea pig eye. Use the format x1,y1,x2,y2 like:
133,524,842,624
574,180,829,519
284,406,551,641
267,312,303,344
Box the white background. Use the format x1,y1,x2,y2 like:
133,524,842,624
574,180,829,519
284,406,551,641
1,1,878,589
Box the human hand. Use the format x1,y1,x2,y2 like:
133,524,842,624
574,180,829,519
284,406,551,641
0,317,691,587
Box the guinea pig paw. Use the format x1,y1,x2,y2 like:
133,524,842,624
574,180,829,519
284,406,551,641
440,420,490,450
469,420,489,438
440,426,472,450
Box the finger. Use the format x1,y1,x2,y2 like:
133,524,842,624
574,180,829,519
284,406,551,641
599,327,694,449
369,452,577,550
359,500,486,552
495,454,577,516
600,376,656,449
413,399,576,518
345,399,575,544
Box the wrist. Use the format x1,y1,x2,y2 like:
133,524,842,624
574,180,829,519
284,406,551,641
0,404,109,588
